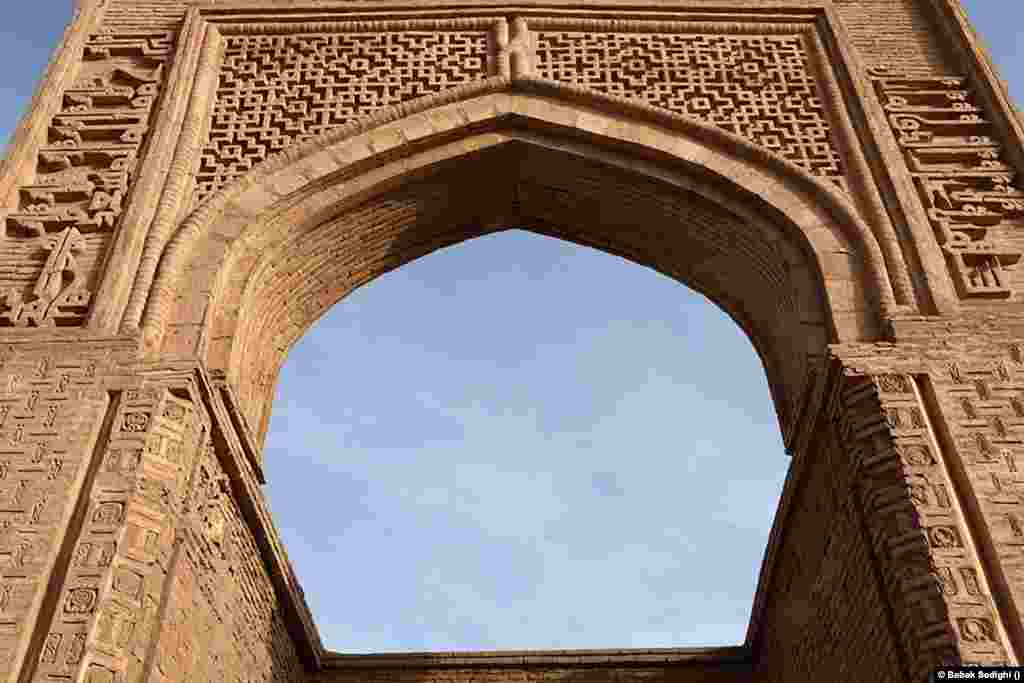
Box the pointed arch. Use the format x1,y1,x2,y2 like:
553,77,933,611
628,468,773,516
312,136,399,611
137,84,897,457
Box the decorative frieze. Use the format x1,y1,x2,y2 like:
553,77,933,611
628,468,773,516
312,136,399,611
872,68,1024,299
194,21,497,202
1,32,173,327
31,387,205,683
0,348,123,680
531,22,845,181
840,373,1011,674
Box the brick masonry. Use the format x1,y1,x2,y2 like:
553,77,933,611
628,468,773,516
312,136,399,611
0,1,1023,682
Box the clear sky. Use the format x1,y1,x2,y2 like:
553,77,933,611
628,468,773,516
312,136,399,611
1,0,1021,655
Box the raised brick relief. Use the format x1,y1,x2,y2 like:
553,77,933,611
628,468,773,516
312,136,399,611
532,28,844,181
0,348,129,681
0,32,173,327
151,443,304,683
934,351,1024,650
30,387,206,683
873,69,1024,299
194,25,493,202
839,373,1010,675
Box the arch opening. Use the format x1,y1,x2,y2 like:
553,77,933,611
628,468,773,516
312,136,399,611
196,137,842,448
262,228,791,652
137,97,888,660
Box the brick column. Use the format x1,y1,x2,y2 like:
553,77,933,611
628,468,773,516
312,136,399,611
833,359,1024,681
22,383,207,683
0,348,312,683
0,346,135,683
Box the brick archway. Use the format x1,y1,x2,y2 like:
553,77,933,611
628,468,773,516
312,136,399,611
139,90,894,451
3,2,1024,681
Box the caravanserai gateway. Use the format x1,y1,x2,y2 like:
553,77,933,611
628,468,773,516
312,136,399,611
1,0,1024,680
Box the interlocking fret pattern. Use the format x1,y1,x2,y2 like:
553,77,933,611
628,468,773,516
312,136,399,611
534,31,844,180
194,29,490,201
873,68,1024,299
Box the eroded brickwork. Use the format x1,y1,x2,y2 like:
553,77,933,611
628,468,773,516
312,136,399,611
149,445,304,683
833,0,951,72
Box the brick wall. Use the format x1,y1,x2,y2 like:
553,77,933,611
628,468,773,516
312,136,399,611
0,344,308,683
753,420,906,681
832,0,953,72
147,445,305,683
99,0,188,32
0,345,135,682
314,656,752,683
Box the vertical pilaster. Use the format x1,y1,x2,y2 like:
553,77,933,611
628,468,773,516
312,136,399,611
840,370,1015,678
23,385,206,683
926,352,1024,658
0,347,135,683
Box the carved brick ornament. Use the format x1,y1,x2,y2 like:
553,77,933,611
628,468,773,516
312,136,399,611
872,67,1024,299
195,23,494,201
533,26,845,180
1,33,171,327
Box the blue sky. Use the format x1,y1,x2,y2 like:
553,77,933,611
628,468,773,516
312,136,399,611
1,1,1021,654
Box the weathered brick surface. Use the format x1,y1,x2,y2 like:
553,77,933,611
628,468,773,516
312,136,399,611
148,445,305,683
833,0,953,71
2,1,1024,682
0,344,151,681
316,661,751,683
0,345,310,683
99,0,188,31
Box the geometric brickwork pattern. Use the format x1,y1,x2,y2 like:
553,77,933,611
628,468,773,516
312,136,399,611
0,343,308,683
942,354,1024,655
32,387,205,683
194,31,490,201
534,32,845,179
869,374,1010,670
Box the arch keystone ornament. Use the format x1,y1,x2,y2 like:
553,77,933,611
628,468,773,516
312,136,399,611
1,0,1024,681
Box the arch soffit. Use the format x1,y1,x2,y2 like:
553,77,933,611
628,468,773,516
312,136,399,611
139,79,897,358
